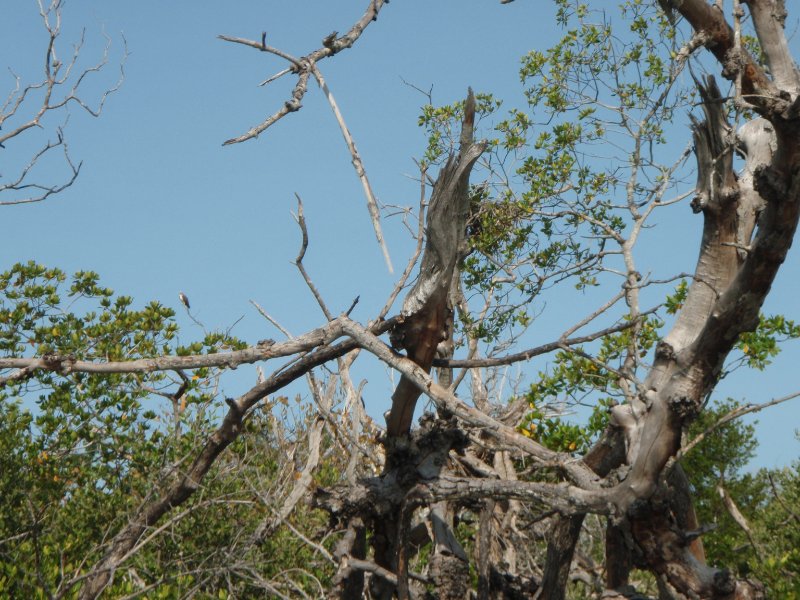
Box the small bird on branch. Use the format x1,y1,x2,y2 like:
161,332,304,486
178,291,190,310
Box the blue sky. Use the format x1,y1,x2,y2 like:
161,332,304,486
2,1,800,469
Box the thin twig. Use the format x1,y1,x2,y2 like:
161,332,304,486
433,309,656,369
716,481,764,561
293,194,334,320
377,165,427,319
310,64,393,272
218,0,392,270
675,391,800,461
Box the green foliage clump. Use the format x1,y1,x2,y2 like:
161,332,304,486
736,314,800,370
752,458,800,597
0,262,338,597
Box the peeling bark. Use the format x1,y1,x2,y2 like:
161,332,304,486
366,90,485,598
315,416,468,599
386,89,486,437
606,61,797,594
298,1,799,595
675,0,777,102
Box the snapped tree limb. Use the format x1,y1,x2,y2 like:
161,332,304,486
385,89,487,437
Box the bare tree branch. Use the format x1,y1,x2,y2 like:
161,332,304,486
674,390,800,461
385,88,486,436
310,64,393,272
219,0,388,144
219,1,394,272
0,316,398,382
0,0,126,206
435,309,656,369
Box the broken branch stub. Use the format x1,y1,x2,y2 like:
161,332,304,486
385,89,486,437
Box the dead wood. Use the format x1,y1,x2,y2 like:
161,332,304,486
385,89,487,437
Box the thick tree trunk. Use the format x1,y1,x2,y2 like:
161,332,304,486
542,31,799,590
604,0,800,586
609,2,800,578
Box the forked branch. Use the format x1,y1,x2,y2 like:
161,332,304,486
0,0,125,206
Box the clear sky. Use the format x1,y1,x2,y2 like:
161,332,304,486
2,1,800,469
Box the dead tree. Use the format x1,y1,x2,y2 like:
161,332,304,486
4,1,800,598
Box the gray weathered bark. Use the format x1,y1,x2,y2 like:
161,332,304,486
385,89,486,437
540,1,800,588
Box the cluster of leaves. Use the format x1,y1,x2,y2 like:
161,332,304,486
416,0,694,352
753,460,800,597
419,3,798,593
0,262,341,597
736,314,800,370
517,313,662,452
667,279,800,371
681,403,800,598
518,299,798,451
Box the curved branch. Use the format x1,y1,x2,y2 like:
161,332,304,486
219,0,389,144
435,309,656,369
386,89,487,436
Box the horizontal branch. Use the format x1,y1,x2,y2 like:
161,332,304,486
0,315,399,384
216,34,302,68
434,311,654,368
408,475,612,516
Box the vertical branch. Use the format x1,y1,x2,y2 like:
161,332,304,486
427,500,469,600
385,89,486,436
249,375,331,546
290,195,370,482
539,427,626,599
477,500,495,600
329,518,367,599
